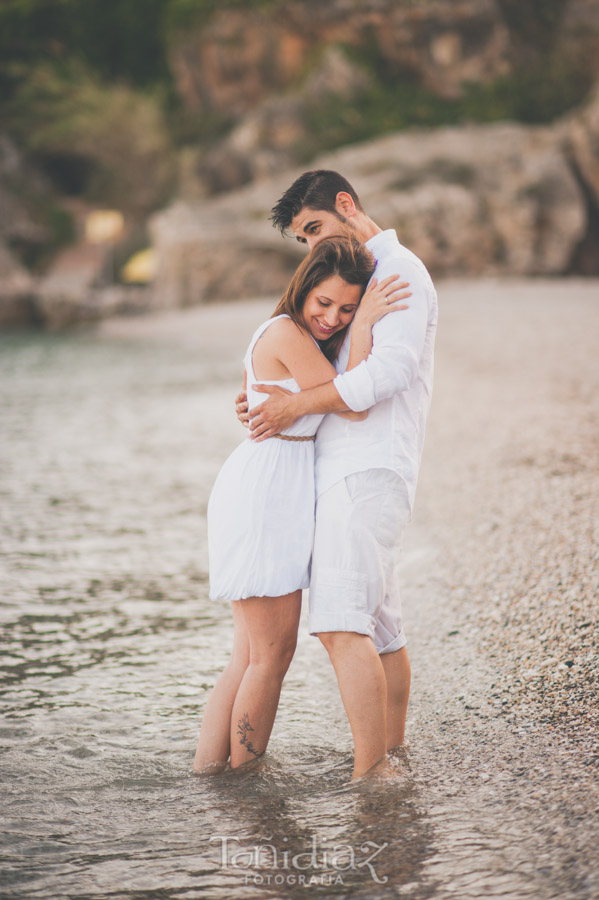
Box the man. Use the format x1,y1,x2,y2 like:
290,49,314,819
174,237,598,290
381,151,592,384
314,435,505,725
237,170,437,779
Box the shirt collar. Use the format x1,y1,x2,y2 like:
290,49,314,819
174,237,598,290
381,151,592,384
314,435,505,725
365,229,400,255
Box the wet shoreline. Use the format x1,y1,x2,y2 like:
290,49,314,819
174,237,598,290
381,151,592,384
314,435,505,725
1,277,598,899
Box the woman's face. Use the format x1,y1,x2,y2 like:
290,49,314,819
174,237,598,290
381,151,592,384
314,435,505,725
301,274,362,341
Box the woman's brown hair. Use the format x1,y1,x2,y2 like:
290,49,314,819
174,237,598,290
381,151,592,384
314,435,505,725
271,234,375,362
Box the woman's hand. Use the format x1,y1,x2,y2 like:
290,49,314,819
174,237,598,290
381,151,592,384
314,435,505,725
235,390,249,427
235,370,249,428
355,274,411,329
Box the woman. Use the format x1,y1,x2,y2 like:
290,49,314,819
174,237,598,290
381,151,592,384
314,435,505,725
193,235,411,774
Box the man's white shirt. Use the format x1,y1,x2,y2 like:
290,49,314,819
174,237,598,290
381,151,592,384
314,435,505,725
314,229,438,510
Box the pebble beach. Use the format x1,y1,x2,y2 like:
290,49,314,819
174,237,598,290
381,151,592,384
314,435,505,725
413,277,599,750
1,276,598,899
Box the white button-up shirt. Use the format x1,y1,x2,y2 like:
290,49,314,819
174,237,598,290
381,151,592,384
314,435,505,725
314,229,438,509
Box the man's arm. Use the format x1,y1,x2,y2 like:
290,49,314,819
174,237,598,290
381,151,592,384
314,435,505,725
333,259,431,412
249,380,349,442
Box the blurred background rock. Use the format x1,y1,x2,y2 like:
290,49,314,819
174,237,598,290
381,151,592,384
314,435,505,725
0,0,597,328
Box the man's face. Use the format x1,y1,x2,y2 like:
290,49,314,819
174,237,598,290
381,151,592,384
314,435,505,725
290,208,355,250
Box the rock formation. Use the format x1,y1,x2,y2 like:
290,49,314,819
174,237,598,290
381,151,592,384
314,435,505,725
149,86,597,309
170,0,511,117
171,0,599,195
0,243,36,328
559,81,599,273
0,132,50,326
2,85,595,329
2,1,598,328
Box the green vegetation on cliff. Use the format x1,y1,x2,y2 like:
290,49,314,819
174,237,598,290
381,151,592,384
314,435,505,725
302,53,592,159
0,0,596,263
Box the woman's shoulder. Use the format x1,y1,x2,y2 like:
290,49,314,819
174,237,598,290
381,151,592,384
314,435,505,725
258,315,307,345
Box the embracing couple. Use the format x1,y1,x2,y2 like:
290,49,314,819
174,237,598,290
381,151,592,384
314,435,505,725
193,170,437,780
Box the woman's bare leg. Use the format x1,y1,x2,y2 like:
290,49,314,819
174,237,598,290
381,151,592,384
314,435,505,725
229,591,301,769
193,603,249,774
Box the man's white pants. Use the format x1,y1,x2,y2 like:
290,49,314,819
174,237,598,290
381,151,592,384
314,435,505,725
308,468,410,654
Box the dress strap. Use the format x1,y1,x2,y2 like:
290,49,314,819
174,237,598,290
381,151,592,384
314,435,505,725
244,314,291,380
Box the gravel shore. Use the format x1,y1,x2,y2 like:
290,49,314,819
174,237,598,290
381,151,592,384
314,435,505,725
413,277,599,760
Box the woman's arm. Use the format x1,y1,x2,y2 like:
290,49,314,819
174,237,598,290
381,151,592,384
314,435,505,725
252,319,368,421
256,318,343,390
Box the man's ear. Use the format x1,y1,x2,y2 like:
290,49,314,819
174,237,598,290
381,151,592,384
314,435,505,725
335,191,358,218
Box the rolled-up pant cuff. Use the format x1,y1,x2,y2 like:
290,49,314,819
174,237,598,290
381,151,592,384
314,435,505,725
308,610,375,641
377,630,407,655
309,613,406,655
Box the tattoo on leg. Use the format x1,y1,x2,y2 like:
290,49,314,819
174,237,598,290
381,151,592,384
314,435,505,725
237,712,264,759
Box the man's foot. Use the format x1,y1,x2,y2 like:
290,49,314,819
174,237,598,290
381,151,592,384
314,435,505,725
350,754,394,782
388,743,411,771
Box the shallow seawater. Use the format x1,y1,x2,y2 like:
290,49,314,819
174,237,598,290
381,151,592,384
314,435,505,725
1,327,596,900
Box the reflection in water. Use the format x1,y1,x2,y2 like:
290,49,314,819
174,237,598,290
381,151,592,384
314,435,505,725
1,331,596,900
194,770,426,898
0,581,429,899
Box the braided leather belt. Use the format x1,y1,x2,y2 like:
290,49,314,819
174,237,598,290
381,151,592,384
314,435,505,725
272,434,315,442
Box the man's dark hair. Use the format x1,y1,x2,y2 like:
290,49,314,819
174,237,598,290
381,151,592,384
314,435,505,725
270,170,363,235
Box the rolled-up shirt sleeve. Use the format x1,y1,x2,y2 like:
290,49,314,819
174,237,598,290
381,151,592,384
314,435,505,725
333,259,431,412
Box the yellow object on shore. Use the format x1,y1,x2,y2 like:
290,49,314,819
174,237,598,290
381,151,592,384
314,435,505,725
121,248,157,284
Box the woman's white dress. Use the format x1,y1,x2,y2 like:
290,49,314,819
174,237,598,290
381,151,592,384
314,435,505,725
208,315,324,601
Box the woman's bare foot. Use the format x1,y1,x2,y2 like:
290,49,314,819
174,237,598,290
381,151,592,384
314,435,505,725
230,753,266,777
192,760,228,776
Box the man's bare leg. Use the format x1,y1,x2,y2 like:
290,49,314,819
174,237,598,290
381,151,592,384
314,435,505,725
381,646,411,750
318,631,387,779
193,602,250,774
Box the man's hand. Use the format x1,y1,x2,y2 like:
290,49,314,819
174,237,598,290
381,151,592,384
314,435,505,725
249,384,297,441
235,389,249,427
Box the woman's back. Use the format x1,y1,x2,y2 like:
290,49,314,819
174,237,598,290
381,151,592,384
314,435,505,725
244,315,324,438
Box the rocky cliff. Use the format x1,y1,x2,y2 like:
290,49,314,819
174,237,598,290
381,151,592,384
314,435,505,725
171,0,599,194
3,85,595,329
2,0,598,327
171,0,598,116
0,133,48,326
148,85,598,310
